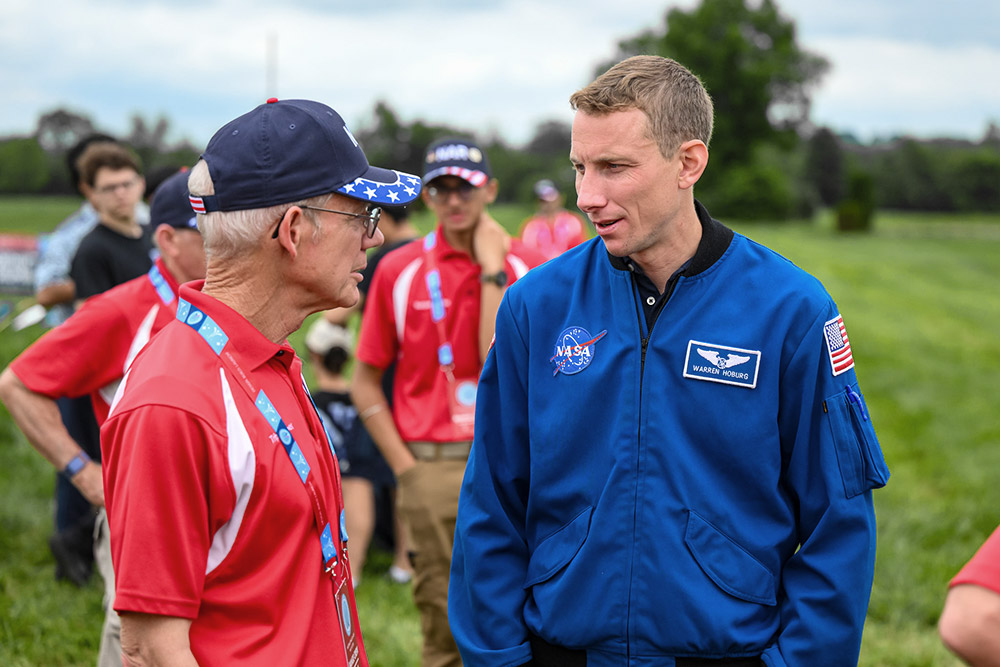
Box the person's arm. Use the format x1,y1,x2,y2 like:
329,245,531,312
350,361,414,477
450,293,533,667
939,585,1000,666
0,368,103,505
764,306,889,666
120,613,197,667
36,280,76,307
473,211,511,363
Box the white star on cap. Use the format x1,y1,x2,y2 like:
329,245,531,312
364,187,377,199
342,183,356,193
388,191,400,202
404,185,416,196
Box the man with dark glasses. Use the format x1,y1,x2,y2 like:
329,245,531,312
352,137,545,666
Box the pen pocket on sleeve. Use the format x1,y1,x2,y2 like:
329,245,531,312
824,383,890,498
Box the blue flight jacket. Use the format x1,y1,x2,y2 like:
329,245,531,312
450,204,889,666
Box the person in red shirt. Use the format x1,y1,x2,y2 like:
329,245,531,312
100,99,420,667
518,178,588,261
0,168,205,666
352,136,546,666
940,525,1000,664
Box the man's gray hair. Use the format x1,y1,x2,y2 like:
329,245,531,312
187,160,328,260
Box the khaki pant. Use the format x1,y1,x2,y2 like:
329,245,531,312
94,509,122,667
396,458,466,667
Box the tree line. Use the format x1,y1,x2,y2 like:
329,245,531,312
1,0,998,223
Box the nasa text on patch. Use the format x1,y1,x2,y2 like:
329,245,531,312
550,326,607,376
683,340,761,389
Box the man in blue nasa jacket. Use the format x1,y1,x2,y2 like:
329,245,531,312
449,55,889,666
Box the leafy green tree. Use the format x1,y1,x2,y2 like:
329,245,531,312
605,0,829,169
0,138,50,193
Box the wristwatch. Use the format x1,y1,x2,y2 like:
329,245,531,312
61,451,91,478
480,269,508,287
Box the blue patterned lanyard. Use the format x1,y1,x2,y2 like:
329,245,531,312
176,298,346,574
147,264,175,305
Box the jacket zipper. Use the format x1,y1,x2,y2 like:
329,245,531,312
628,272,682,663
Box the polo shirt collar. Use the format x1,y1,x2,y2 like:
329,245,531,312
431,225,473,261
177,282,294,371
606,199,734,277
154,257,181,295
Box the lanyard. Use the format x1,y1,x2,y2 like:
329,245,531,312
175,298,346,576
147,264,175,305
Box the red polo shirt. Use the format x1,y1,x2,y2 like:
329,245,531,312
356,227,545,443
951,525,1000,595
102,283,366,666
10,258,181,424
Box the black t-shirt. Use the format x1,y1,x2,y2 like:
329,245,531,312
70,223,155,300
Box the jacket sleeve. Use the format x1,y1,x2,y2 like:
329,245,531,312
450,294,534,667
764,305,889,666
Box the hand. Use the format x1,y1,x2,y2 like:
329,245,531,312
473,211,510,274
73,461,105,507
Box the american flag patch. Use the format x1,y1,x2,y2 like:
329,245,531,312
824,314,855,376
189,195,206,214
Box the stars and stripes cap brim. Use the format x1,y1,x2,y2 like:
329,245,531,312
422,166,489,187
336,165,422,206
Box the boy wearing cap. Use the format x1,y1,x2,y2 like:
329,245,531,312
0,168,205,667
100,99,420,666
352,137,545,667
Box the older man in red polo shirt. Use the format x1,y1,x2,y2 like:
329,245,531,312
0,168,204,666
99,99,420,666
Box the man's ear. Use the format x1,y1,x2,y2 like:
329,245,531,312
484,179,499,204
153,223,175,256
276,207,312,259
677,140,709,191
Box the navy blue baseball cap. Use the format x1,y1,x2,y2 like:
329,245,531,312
422,136,492,186
189,98,421,214
151,168,198,230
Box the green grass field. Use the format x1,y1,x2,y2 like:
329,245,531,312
2,198,998,665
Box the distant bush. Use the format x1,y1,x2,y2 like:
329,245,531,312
837,169,876,232
0,138,49,194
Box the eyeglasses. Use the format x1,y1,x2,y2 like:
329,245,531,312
95,178,140,195
426,181,477,203
271,204,381,239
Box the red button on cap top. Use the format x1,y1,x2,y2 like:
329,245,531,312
266,97,279,104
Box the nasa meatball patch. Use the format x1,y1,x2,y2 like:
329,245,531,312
550,326,608,376
683,340,761,389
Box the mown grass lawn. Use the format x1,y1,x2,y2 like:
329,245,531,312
2,199,997,665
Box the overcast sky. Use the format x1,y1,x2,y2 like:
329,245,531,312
2,0,998,151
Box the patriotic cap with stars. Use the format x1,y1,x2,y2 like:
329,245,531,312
189,98,421,215
422,136,492,186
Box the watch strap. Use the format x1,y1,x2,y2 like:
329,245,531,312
61,451,92,478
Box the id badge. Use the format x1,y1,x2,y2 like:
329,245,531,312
447,377,478,439
335,573,363,667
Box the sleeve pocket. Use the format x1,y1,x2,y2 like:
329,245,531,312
523,506,592,588
684,510,776,606
825,383,890,498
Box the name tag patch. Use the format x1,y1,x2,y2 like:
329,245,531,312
683,340,761,389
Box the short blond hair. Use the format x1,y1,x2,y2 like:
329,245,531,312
570,55,714,158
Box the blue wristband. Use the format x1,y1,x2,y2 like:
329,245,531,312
61,451,91,478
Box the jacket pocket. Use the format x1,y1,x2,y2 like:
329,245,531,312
825,383,890,498
684,509,776,606
523,506,593,589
